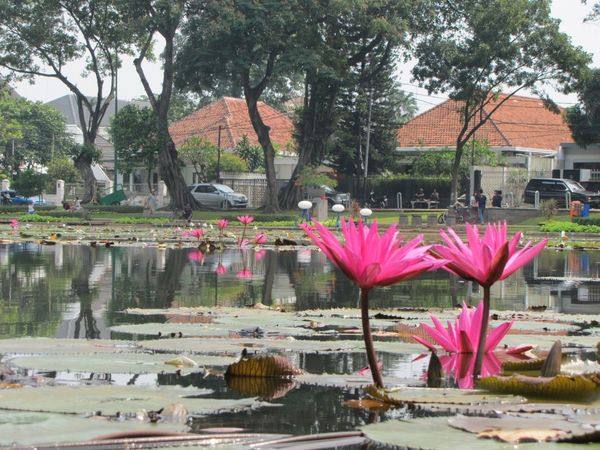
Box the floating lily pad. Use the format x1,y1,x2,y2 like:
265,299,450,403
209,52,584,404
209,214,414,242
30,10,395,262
361,417,570,450
0,411,187,446
365,385,525,405
0,337,138,356
297,373,421,389
138,337,422,355
448,413,600,443
7,353,236,374
0,385,265,416
477,374,600,402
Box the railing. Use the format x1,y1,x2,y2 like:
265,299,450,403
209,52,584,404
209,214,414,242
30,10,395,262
534,191,540,209
396,192,403,210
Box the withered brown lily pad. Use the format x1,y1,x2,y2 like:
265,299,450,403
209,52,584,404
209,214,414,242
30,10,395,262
225,376,296,400
361,416,568,450
448,413,600,444
225,354,302,378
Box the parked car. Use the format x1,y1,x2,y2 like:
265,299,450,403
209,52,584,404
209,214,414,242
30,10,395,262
305,185,351,208
189,183,248,209
0,190,47,206
523,178,600,208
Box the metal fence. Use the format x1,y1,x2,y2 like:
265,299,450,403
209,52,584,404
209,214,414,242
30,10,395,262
221,177,268,209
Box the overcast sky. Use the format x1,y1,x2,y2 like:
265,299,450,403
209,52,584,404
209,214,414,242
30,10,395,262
13,0,600,111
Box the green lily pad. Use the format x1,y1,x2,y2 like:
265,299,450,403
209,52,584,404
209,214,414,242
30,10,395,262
138,337,424,358
0,411,187,446
7,353,236,374
0,385,266,416
361,417,571,450
0,337,138,355
365,385,525,405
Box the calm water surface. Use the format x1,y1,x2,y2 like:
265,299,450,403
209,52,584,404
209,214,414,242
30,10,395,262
1,243,599,339
1,243,599,439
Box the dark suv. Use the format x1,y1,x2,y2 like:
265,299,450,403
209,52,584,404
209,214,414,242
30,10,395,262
523,178,600,207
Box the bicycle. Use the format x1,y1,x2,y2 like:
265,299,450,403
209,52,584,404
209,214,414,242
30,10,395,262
437,204,470,225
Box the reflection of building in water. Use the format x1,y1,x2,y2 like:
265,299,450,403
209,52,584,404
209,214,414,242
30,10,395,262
524,250,600,314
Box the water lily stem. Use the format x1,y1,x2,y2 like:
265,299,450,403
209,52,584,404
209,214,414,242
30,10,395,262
473,286,491,379
360,288,383,388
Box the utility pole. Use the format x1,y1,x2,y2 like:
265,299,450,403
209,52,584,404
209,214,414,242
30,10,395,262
363,88,373,203
216,125,222,183
113,61,119,194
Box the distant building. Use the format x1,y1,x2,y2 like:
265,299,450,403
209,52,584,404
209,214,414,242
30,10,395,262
397,93,574,172
170,97,297,183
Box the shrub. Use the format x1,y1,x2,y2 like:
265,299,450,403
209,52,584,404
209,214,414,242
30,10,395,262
540,199,558,220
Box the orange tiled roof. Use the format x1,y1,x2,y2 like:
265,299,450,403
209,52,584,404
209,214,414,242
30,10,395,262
169,97,294,151
397,94,574,151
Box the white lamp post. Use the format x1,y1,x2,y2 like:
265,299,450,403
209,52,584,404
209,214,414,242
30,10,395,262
332,203,345,228
360,207,373,225
298,200,313,223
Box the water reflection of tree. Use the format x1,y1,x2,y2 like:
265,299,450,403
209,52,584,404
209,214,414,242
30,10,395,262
0,244,74,338
71,246,100,339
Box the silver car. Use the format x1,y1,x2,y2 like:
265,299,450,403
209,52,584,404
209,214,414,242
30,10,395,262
189,183,248,209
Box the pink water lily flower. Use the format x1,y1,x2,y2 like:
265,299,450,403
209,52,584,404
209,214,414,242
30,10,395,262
254,249,267,261
9,219,18,231
413,302,520,354
301,219,444,388
439,352,501,389
237,215,254,225
183,229,205,241
216,219,229,230
215,263,227,275
254,233,267,245
431,222,546,378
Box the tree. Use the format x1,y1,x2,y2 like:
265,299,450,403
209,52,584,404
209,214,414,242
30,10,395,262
411,0,591,201
207,153,247,180
46,156,82,186
411,140,498,193
178,136,216,183
330,58,417,177
117,0,195,209
566,68,600,145
177,0,308,212
234,135,264,173
279,0,415,209
0,0,131,202
110,104,160,189
0,94,73,175
12,168,47,197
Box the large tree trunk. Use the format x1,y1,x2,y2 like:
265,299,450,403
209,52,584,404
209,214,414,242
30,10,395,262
244,90,279,212
280,75,339,209
74,152,97,203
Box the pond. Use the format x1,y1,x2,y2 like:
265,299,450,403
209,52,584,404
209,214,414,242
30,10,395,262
1,243,599,447
1,244,599,340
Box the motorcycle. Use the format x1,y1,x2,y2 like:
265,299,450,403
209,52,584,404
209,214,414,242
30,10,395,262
367,191,388,209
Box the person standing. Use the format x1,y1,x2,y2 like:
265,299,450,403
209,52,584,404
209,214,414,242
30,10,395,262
470,191,479,223
477,189,487,224
146,190,157,215
492,190,502,207
27,201,35,215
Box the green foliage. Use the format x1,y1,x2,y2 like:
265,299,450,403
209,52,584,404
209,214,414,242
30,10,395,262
331,57,418,176
178,136,217,182
12,169,47,197
46,156,82,186
573,216,600,227
110,104,160,180
566,68,600,146
208,153,247,179
360,175,452,207
0,94,73,174
539,220,600,233
234,136,264,173
16,213,63,223
296,166,333,190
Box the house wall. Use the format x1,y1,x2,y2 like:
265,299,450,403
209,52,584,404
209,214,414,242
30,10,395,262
557,143,600,170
